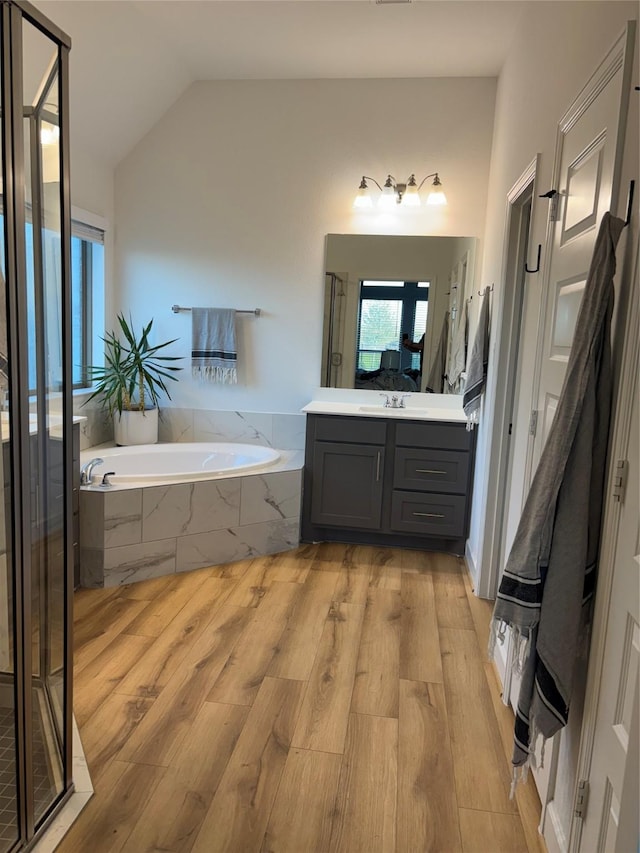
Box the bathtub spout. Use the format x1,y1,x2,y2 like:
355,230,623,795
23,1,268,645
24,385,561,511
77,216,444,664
80,457,104,485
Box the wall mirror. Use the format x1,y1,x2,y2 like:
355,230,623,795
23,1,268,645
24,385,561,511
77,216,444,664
323,234,477,394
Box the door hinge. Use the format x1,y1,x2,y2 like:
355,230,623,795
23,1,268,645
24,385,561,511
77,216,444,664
549,193,560,222
529,410,539,437
612,459,628,502
574,779,589,820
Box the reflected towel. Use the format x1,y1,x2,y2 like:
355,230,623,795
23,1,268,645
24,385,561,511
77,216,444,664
192,308,237,384
462,289,490,429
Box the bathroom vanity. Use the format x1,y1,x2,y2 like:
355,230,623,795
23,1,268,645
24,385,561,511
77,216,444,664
301,399,475,555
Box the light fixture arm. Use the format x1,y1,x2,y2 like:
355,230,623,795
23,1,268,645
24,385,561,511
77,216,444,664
415,172,440,191
360,175,384,192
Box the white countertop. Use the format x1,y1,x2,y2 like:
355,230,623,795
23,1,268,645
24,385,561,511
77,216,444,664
302,390,467,423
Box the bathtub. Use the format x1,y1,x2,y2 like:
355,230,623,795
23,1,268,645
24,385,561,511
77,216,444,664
80,442,281,485
78,441,302,588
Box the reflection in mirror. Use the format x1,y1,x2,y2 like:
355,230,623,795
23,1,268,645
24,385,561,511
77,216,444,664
323,234,477,394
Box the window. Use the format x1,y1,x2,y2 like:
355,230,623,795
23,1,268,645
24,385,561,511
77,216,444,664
70,219,104,388
356,280,429,373
0,209,104,392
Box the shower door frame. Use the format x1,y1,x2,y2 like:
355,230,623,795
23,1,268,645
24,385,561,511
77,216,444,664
1,0,73,848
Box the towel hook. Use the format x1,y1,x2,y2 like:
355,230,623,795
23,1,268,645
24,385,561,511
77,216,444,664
525,244,542,274
477,285,494,296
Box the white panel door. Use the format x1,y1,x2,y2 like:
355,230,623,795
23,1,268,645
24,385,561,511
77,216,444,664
579,365,639,853
510,30,634,849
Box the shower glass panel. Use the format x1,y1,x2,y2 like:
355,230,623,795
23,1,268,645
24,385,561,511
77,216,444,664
0,9,20,848
21,18,65,826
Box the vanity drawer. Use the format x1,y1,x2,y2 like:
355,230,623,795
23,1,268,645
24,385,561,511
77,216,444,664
390,490,466,538
395,421,471,451
393,448,469,494
314,415,387,445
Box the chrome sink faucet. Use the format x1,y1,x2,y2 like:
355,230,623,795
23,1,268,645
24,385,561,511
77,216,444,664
80,457,104,485
380,393,411,409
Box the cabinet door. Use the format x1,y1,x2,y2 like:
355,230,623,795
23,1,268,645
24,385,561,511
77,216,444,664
311,442,384,529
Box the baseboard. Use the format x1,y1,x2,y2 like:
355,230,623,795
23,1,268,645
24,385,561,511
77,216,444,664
464,539,478,586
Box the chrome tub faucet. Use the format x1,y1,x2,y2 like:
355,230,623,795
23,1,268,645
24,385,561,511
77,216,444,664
80,457,104,485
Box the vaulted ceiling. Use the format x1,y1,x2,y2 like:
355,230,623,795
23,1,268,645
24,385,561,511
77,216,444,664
34,1,526,167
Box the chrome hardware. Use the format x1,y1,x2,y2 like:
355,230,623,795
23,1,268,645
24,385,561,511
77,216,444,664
101,471,116,487
412,512,445,518
380,393,411,409
80,457,104,485
376,451,381,481
416,469,447,475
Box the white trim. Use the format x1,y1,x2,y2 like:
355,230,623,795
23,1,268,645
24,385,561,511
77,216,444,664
475,155,540,599
464,538,478,587
70,204,108,233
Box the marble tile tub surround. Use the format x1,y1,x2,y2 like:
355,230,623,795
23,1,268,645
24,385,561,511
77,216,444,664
158,407,306,450
79,466,302,588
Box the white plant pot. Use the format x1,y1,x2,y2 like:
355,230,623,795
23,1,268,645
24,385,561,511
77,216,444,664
114,408,158,446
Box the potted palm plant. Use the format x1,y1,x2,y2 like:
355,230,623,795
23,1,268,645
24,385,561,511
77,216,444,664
86,313,182,445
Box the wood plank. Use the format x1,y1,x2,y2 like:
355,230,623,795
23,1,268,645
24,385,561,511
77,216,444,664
484,663,545,853
267,570,339,680
117,572,185,601
122,568,210,637
119,701,249,853
369,547,402,590
398,679,462,852
312,542,373,571
74,597,150,675
56,760,166,853
74,632,154,726
399,572,443,683
252,581,301,624
191,677,306,853
119,605,252,767
440,626,516,813
79,693,155,783
261,748,342,853
115,577,237,699
351,589,401,718
432,554,475,630
333,563,371,607
400,548,431,573
462,568,495,654
206,557,255,579
207,617,286,706
226,559,275,607
73,586,121,622
292,602,365,754
261,551,311,583
329,713,397,853
459,808,528,853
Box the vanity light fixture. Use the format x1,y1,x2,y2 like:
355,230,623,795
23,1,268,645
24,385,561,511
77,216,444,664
353,173,447,209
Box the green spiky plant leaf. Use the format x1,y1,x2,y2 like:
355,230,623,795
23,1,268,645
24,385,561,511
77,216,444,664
84,314,182,416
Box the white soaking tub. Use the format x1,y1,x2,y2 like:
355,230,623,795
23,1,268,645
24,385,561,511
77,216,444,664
80,442,281,485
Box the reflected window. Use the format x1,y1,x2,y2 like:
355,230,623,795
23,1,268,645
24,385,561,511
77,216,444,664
355,280,429,375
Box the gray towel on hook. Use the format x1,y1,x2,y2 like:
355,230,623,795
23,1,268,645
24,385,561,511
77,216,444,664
462,289,490,429
192,308,237,384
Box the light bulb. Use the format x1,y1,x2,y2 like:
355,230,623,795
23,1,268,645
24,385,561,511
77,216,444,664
353,177,373,209
402,174,421,207
426,174,447,206
40,122,59,146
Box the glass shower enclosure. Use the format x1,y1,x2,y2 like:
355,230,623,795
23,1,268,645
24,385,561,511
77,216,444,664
0,1,73,849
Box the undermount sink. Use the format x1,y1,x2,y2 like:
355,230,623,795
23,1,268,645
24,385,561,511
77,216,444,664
357,405,431,416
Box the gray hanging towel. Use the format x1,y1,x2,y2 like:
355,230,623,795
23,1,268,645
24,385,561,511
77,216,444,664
192,308,237,384
490,212,625,789
425,311,449,393
462,288,490,429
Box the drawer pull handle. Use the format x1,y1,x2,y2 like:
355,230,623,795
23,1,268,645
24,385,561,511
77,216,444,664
413,511,445,518
376,451,381,482
415,468,447,475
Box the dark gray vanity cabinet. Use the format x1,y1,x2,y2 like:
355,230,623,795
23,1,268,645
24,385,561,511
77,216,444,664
302,413,475,555
309,416,386,529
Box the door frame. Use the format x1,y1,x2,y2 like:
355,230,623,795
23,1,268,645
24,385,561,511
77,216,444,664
472,155,541,600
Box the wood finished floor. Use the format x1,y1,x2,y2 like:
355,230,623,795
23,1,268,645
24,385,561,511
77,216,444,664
60,544,547,853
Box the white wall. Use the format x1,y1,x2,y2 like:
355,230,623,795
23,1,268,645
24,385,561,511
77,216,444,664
465,1,638,580
113,77,496,413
